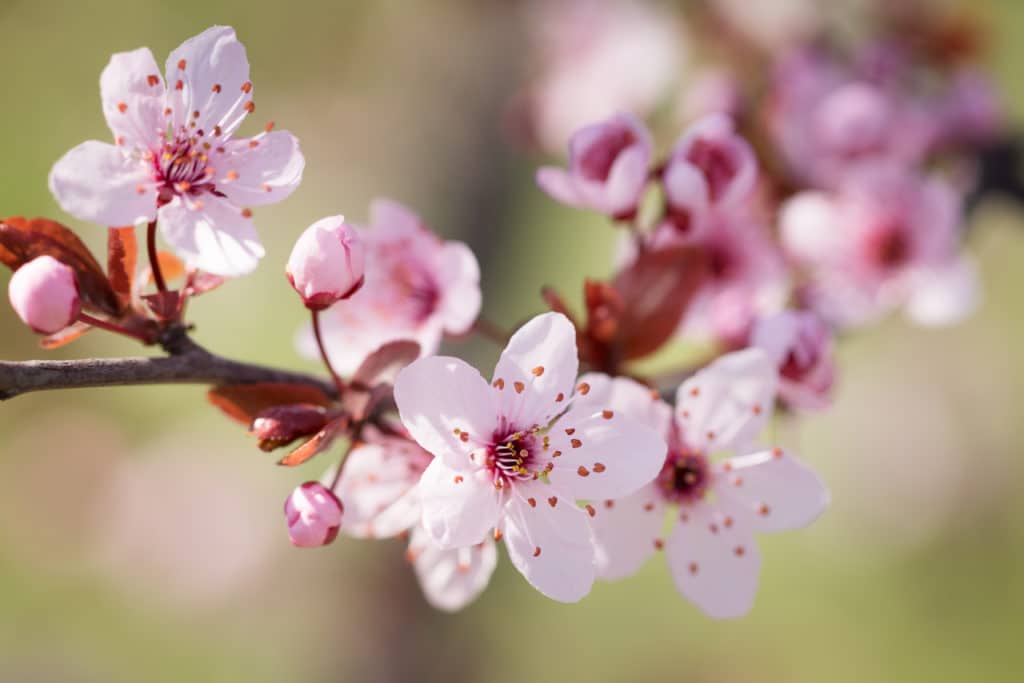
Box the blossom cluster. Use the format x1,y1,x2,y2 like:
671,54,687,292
0,5,1004,619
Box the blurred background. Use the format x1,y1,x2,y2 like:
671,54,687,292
1,0,1023,681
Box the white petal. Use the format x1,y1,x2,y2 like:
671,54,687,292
675,348,778,453
165,25,252,137
157,195,264,276
604,143,650,215
394,355,497,471
715,449,829,533
589,483,665,580
502,482,596,602
368,198,425,240
333,442,426,539
665,501,761,619
418,459,502,549
535,167,581,207
547,408,667,501
905,256,980,327
49,141,158,226
574,372,673,436
218,130,305,207
408,527,496,612
663,160,710,215
492,312,579,428
435,241,482,334
100,47,167,150
779,191,844,265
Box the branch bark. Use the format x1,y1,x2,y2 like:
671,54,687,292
0,328,336,402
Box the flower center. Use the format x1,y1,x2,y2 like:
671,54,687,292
486,429,542,486
154,131,218,203
686,137,738,202
579,128,637,182
657,451,710,504
867,220,911,270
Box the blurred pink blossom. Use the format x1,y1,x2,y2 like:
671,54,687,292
750,310,836,412
8,255,80,334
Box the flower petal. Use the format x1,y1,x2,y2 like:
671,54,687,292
435,241,482,334
573,372,673,435
589,483,665,580
536,167,581,207
333,441,427,539
715,449,829,533
603,143,650,215
408,527,497,612
418,458,502,549
675,348,777,454
165,25,252,137
663,160,710,216
492,312,578,428
665,501,761,618
49,141,158,226
502,482,596,602
905,256,980,327
157,195,264,276
100,47,167,150
394,355,497,471
218,130,305,207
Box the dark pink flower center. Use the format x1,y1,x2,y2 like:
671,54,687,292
686,137,738,202
657,451,710,504
867,220,911,270
579,127,637,182
486,429,542,485
387,261,441,323
154,131,219,204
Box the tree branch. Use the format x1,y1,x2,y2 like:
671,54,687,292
0,329,336,402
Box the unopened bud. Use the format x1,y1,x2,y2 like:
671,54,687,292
250,404,329,451
284,481,343,548
286,216,365,310
8,255,81,334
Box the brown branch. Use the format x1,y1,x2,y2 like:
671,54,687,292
0,327,336,402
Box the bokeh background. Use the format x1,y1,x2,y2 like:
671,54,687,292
1,1,1023,681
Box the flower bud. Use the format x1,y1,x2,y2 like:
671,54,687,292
286,216,365,311
284,481,344,548
250,404,328,452
8,255,81,334
750,310,835,412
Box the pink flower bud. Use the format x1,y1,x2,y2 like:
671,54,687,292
284,481,343,548
286,216,365,311
750,310,835,412
8,255,81,334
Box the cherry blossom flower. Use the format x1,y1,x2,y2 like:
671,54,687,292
781,164,978,328
8,256,80,334
393,312,667,602
330,429,496,611
750,310,835,412
284,482,343,548
298,199,480,376
578,350,829,618
286,216,365,310
536,113,653,220
660,113,757,237
49,25,304,276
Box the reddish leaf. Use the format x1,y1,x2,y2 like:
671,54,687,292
141,291,182,321
0,216,119,316
250,404,329,452
184,272,226,297
107,226,137,310
351,340,422,389
39,320,93,349
278,417,347,467
208,382,334,426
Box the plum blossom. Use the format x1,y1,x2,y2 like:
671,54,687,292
660,114,757,237
536,113,653,220
781,164,978,328
298,199,481,376
393,312,667,602
49,26,304,276
750,310,835,412
284,482,343,548
578,350,829,618
286,216,365,310
8,256,81,334
331,429,496,611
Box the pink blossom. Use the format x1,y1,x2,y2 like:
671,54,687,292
750,310,835,412
781,164,978,327
331,429,497,611
298,199,481,376
284,482,343,548
393,312,667,602
660,114,757,236
536,113,653,220
579,350,828,618
677,68,743,122
286,216,365,310
8,255,81,334
48,26,304,277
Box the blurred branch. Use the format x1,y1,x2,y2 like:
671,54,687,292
0,327,337,402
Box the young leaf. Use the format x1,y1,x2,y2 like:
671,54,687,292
107,226,137,310
351,340,421,389
207,382,334,425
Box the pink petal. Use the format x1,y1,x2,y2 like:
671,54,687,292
502,482,596,602
603,143,650,216
49,141,158,226
408,527,497,612
368,198,426,240
905,256,980,327
665,501,761,618
218,130,304,207
164,25,251,137
675,349,778,454
418,459,502,549
394,355,497,471
547,405,667,501
435,241,482,334
714,449,829,533
157,195,264,276
492,312,578,428
100,47,167,150
662,160,710,216
333,441,426,539
535,167,581,207
573,372,674,436
779,192,844,265
589,483,664,580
